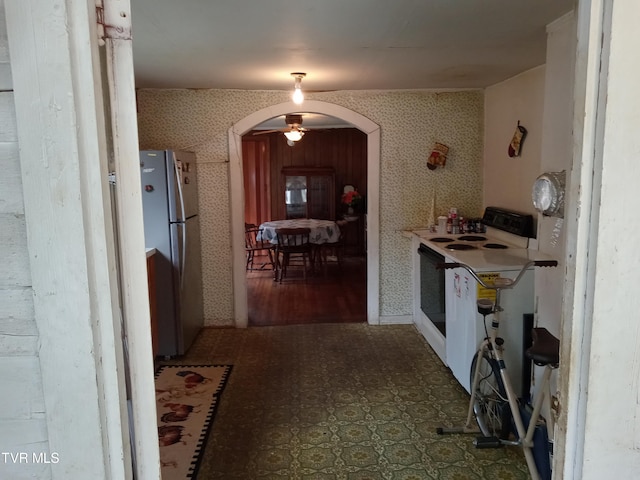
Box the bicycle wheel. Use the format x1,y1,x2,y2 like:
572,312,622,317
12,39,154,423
470,352,511,439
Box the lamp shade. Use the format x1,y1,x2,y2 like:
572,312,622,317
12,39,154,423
284,130,304,142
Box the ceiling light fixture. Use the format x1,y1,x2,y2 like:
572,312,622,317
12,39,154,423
283,128,304,142
291,72,306,105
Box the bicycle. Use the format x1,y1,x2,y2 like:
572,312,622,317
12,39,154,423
436,259,559,480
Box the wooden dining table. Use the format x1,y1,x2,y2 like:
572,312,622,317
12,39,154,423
257,218,341,245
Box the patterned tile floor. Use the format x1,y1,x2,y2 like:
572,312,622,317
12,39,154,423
168,324,529,479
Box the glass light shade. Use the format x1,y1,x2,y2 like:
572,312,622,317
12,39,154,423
292,87,304,104
284,130,304,142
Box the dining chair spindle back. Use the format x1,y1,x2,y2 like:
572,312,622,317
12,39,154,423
245,226,275,272
274,227,312,282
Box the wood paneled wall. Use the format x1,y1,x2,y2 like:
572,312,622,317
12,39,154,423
242,136,271,227
245,128,367,220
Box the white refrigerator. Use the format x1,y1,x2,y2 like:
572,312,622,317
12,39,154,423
140,150,204,357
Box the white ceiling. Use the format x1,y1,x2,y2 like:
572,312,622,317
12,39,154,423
131,0,573,92
131,0,573,129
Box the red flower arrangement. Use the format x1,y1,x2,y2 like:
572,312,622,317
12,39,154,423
341,190,363,208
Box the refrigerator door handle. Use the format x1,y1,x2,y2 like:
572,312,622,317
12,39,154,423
180,222,187,290
173,152,187,222
173,153,187,289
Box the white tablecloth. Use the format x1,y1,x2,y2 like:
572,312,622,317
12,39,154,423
257,219,341,245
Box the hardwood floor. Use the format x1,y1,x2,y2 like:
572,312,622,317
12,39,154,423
246,253,367,326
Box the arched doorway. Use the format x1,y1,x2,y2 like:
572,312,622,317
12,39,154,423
228,100,381,328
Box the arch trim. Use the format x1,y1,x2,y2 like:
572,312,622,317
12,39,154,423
229,100,380,327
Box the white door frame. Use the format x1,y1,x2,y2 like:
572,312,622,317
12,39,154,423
228,101,381,327
5,0,159,478
558,1,640,478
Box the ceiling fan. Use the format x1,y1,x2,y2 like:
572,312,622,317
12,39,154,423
253,114,309,145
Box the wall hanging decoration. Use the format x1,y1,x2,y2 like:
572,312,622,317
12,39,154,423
508,121,527,157
427,142,449,170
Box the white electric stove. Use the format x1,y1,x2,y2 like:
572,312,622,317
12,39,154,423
412,207,555,395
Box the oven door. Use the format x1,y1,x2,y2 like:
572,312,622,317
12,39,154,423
416,244,447,363
418,244,446,329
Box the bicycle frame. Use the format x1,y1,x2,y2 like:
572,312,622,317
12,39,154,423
437,260,558,480
473,313,555,480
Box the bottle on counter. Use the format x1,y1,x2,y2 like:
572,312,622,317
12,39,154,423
450,208,459,235
466,219,475,233
446,216,452,234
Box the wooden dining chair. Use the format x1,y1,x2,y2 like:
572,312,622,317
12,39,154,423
245,226,275,272
274,227,312,282
317,220,347,275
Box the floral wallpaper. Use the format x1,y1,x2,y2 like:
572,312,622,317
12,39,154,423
136,89,483,325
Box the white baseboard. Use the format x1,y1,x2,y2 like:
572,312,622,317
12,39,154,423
378,314,413,325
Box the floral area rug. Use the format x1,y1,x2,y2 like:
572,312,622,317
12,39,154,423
155,364,231,479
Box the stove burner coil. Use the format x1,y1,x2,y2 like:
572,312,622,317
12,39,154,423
430,237,454,243
446,243,477,251
458,235,487,242
483,243,508,249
